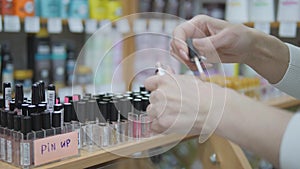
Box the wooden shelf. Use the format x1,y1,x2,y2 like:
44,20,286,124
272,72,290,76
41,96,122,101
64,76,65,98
263,95,300,108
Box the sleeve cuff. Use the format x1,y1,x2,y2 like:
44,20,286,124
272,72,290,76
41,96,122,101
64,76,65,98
280,113,300,169
273,43,300,99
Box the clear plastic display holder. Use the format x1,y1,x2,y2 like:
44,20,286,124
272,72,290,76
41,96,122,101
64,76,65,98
0,124,80,168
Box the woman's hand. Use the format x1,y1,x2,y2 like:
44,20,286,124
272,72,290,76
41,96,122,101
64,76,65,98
171,15,289,84
144,74,228,138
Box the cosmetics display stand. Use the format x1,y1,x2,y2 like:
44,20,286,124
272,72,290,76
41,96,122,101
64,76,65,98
0,95,296,169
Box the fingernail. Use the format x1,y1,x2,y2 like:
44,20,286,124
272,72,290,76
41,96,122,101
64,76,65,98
180,49,189,60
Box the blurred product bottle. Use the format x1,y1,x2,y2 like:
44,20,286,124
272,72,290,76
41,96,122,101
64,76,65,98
66,49,76,86
0,45,2,91
51,43,67,88
89,0,108,20
69,0,89,19
39,0,60,18
0,0,14,15
13,0,35,18
106,0,122,20
1,44,14,88
14,70,33,98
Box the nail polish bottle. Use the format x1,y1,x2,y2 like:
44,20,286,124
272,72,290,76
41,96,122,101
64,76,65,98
52,104,63,134
6,111,16,163
63,103,73,133
47,84,56,114
37,103,47,113
76,102,86,148
31,83,40,105
9,101,15,112
38,80,45,102
27,105,37,117
109,100,120,145
0,109,8,161
85,100,97,150
31,113,44,139
15,84,24,115
20,116,33,167
12,115,22,166
140,97,151,138
98,101,110,147
21,103,29,116
42,111,53,137
128,99,142,139
3,82,12,109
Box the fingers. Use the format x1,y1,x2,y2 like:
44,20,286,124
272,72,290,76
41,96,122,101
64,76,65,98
144,75,161,91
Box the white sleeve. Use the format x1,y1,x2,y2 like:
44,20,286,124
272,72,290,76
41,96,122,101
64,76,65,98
280,113,300,169
273,43,300,99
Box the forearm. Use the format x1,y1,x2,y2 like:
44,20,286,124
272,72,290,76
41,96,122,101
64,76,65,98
246,29,289,84
215,90,292,167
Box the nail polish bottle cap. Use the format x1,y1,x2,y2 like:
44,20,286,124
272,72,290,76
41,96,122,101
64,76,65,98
38,103,47,113
52,112,61,127
72,94,80,101
31,113,42,131
99,101,108,122
140,85,146,92
141,97,150,111
109,101,118,122
87,100,96,121
77,101,86,123
42,111,51,129
21,116,32,135
21,103,29,116
39,80,45,101
47,84,55,91
1,109,8,127
3,82,11,88
54,103,63,111
70,101,79,121
15,83,24,108
9,100,15,111
120,98,131,119
64,103,72,123
32,83,40,105
7,111,16,129
85,93,92,98
13,115,22,131
133,99,142,114
28,105,37,116
0,98,3,109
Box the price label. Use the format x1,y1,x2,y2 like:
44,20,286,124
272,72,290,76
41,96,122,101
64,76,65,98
279,22,297,38
68,18,83,33
4,15,21,32
85,19,98,34
47,18,62,33
254,22,271,34
24,16,40,33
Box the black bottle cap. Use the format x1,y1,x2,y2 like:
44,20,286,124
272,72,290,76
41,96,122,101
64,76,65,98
99,101,108,122
7,111,16,129
39,81,45,102
186,38,199,62
0,98,3,109
9,101,15,111
140,85,146,92
3,82,11,88
133,99,142,114
141,97,150,111
28,105,37,116
120,98,131,119
76,101,86,123
42,111,51,129
47,84,55,91
52,112,61,128
37,103,47,113
21,116,32,135
64,103,72,123
13,115,22,131
21,103,29,116
87,100,96,121
71,101,78,121
31,113,42,131
1,110,8,127
85,93,92,98
15,84,24,109
54,104,63,111
109,101,118,122
32,83,40,105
